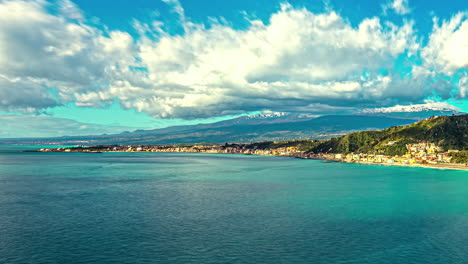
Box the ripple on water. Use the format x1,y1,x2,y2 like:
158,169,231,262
0,151,467,264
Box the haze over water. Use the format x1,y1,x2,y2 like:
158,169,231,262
1,147,467,263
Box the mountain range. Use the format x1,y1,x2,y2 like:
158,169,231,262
0,109,463,145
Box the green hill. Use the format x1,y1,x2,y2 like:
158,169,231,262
307,114,468,155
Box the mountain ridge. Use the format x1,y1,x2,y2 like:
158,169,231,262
0,110,463,145
0,114,420,145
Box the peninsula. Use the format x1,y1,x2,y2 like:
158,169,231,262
37,115,468,171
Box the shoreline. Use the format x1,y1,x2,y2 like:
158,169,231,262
295,155,468,171
338,160,468,171
34,148,468,171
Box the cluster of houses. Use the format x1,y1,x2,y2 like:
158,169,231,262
41,141,461,165
113,142,459,165
107,145,302,156
319,143,458,165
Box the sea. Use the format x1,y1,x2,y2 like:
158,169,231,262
1,145,467,264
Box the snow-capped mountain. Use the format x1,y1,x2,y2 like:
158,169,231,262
225,112,317,126
360,101,461,114
242,112,289,119
5,105,463,145
2,114,420,145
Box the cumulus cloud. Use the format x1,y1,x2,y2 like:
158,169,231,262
383,0,411,15
0,0,466,119
0,0,135,112
72,3,419,118
422,12,468,75
0,75,59,112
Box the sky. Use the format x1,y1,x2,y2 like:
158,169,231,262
0,0,467,137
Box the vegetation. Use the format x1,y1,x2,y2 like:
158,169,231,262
225,140,321,152
210,115,468,156
80,115,466,158
450,151,468,164
306,114,467,155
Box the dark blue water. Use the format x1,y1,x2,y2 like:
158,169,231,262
1,147,467,263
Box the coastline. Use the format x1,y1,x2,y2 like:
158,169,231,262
294,154,468,171
34,146,468,171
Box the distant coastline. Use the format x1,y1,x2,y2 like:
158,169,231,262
17,114,468,172
36,144,468,171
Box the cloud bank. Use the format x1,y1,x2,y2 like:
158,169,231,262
0,0,467,119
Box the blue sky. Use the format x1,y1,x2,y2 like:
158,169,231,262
71,0,467,33
0,0,467,137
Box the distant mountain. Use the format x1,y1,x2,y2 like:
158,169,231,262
215,112,317,125
1,114,420,145
2,107,465,146
360,101,460,114
360,110,461,121
309,114,468,155
359,101,464,120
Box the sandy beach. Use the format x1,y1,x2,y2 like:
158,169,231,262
343,160,468,171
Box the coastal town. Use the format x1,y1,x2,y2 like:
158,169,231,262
39,141,467,170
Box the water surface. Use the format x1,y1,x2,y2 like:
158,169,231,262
1,148,467,263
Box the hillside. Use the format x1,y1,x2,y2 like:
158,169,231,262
308,114,468,155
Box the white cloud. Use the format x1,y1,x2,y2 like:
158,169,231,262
161,0,185,20
59,0,84,20
0,0,465,119
422,12,468,75
383,0,411,15
0,74,59,112
0,0,135,112
76,4,418,118
459,72,468,98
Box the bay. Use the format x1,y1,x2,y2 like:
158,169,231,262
0,147,467,264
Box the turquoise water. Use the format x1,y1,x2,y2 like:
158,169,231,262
1,147,467,263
